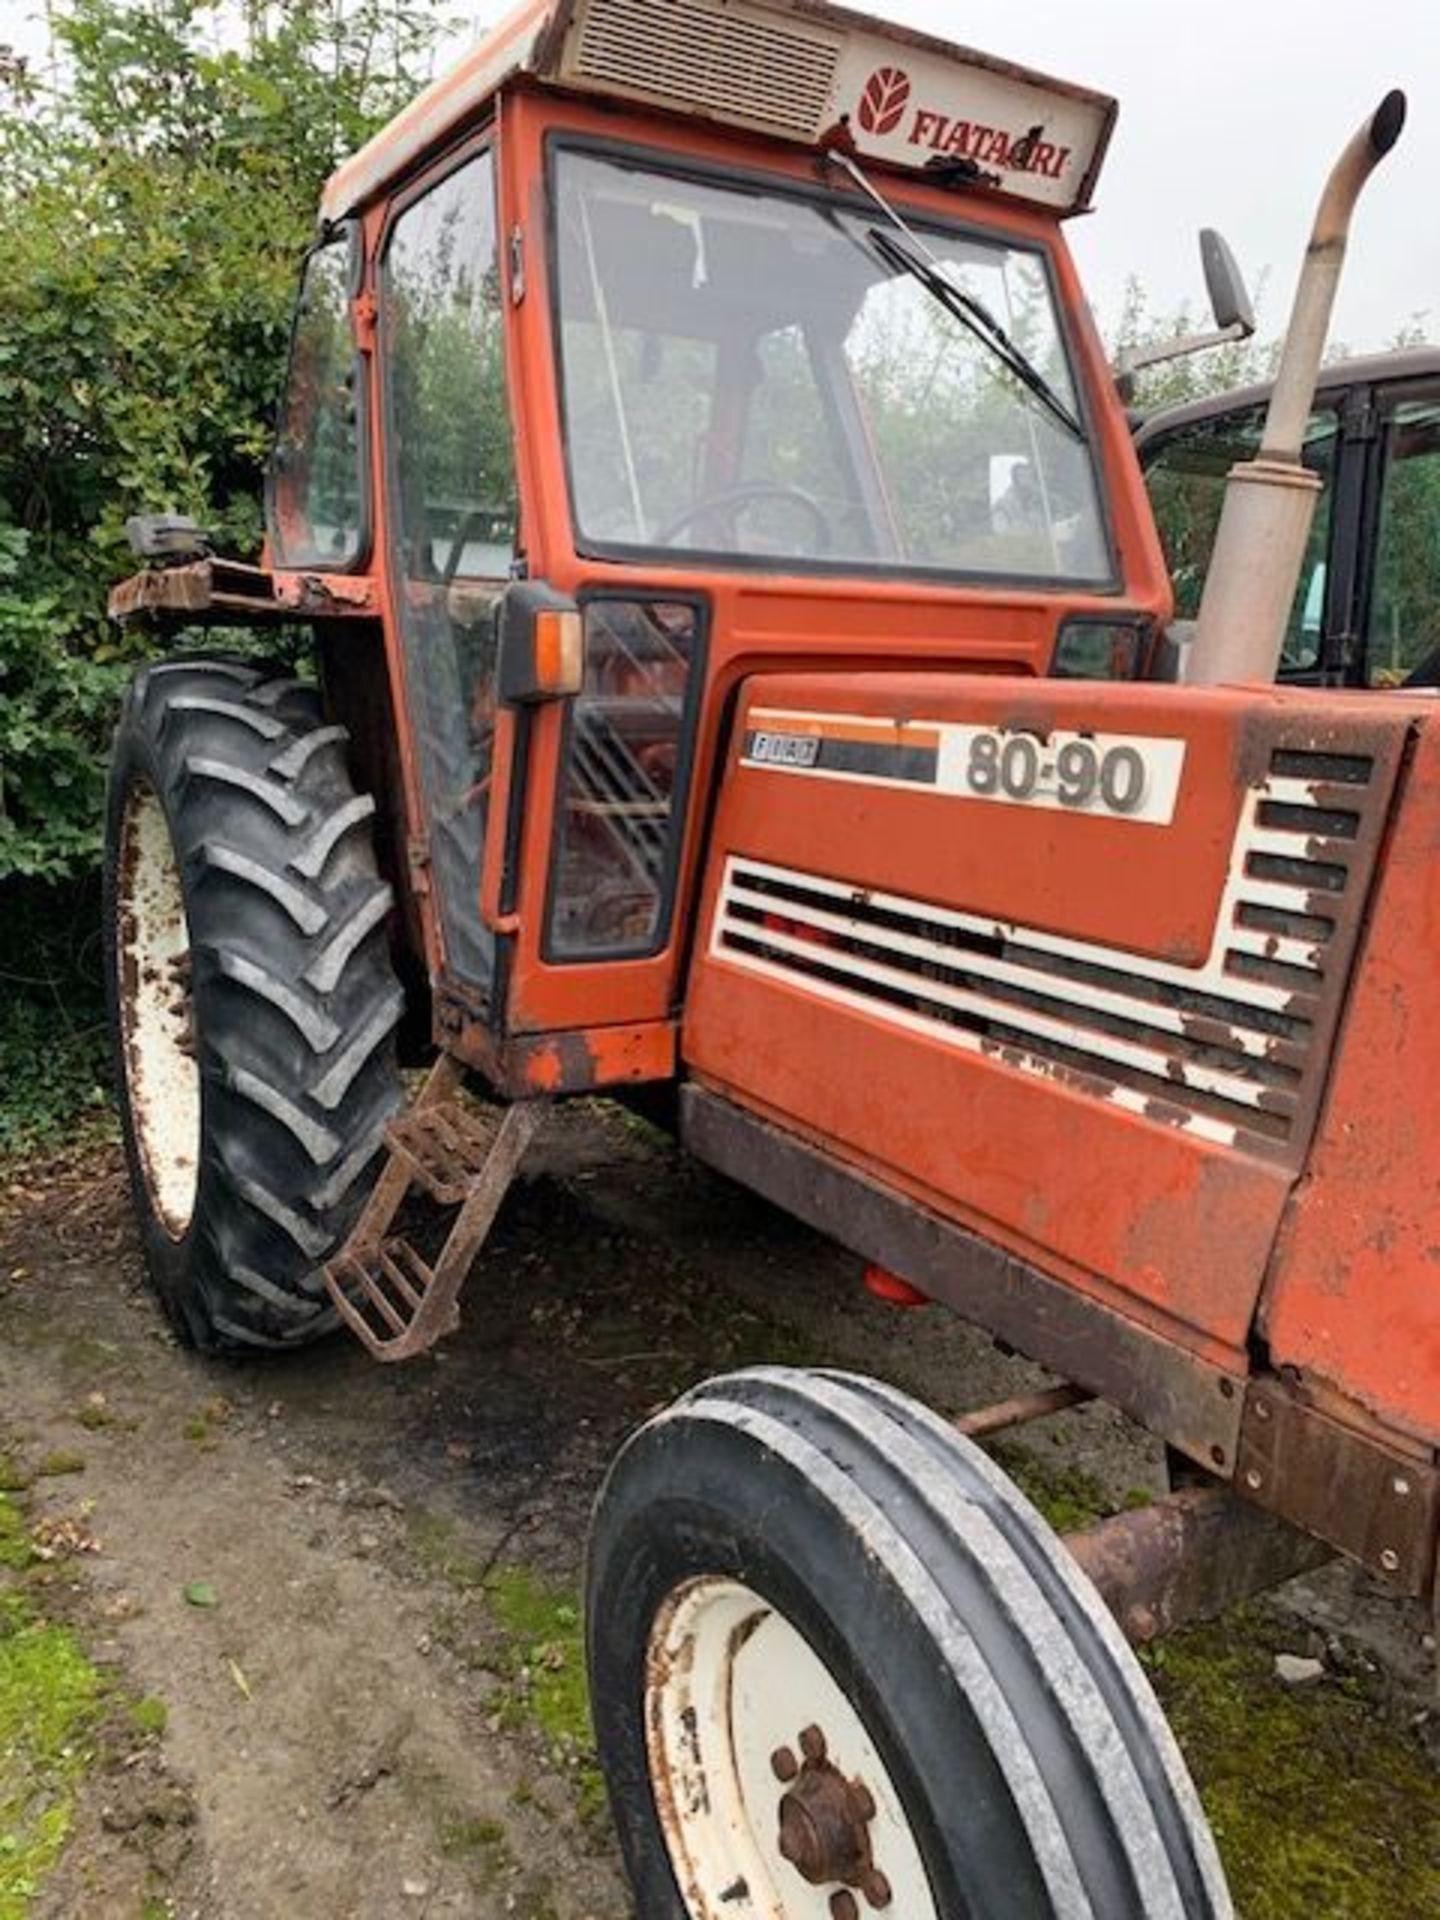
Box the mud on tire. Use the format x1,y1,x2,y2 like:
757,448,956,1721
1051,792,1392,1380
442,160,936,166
104,655,405,1351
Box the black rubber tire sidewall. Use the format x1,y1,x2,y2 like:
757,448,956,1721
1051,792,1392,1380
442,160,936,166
588,1416,1048,1920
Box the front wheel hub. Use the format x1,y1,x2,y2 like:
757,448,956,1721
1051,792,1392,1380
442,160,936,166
643,1576,935,1918
771,1729,889,1907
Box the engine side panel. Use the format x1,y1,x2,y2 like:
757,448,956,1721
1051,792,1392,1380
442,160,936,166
682,672,1407,1364
1262,714,1440,1445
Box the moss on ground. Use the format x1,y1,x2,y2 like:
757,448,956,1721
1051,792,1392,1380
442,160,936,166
0,1498,29,1575
0,1539,103,1919
485,1565,607,1832
987,1439,1110,1534
128,1696,167,1739
1145,1612,1440,1919
35,1452,83,1480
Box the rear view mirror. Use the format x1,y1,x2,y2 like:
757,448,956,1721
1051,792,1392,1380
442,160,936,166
1112,227,1255,398
1200,229,1256,336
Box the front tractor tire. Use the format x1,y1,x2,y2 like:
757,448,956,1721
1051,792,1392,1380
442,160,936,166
587,1368,1233,1920
104,656,405,1352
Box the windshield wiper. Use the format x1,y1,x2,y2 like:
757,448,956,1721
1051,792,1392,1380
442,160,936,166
865,226,1084,442
825,149,1084,442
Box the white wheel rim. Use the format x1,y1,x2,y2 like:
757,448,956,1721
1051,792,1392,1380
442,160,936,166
116,779,201,1238
645,1576,940,1920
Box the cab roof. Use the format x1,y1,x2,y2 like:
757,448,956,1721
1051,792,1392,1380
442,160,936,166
320,0,1117,225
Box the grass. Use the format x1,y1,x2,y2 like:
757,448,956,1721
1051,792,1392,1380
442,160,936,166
0,1498,103,1919
1145,1613,1440,1919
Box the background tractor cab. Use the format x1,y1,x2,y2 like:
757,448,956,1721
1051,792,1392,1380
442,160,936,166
1137,347,1440,686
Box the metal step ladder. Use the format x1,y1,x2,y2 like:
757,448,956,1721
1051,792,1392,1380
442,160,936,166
322,1055,546,1362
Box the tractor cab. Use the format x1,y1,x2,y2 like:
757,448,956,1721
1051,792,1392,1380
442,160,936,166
260,0,1163,1090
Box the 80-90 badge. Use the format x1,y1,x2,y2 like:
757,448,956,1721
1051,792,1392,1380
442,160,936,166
740,709,1187,826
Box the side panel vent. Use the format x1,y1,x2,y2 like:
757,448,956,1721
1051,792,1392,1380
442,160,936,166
712,745,1389,1158
568,0,842,138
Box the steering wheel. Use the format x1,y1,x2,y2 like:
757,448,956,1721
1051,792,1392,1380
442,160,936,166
441,508,500,588
652,482,833,554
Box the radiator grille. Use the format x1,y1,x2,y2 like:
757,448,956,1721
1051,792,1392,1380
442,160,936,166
712,748,1381,1154
570,0,842,138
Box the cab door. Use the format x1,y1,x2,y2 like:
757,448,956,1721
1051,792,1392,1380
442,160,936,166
375,135,517,1004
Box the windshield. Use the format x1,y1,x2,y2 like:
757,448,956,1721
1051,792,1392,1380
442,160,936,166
552,148,1111,584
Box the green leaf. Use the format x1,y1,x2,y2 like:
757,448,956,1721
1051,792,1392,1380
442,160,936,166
182,1580,218,1609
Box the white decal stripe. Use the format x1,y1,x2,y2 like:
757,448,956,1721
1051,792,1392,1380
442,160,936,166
748,706,915,733
725,875,1288,1059
1244,827,1348,864
740,707,1188,825
710,926,1240,1150
1259,776,1333,806
722,784,1314,1013
726,913,1278,1109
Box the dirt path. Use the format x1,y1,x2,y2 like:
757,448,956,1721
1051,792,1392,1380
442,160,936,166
1,1104,1436,1919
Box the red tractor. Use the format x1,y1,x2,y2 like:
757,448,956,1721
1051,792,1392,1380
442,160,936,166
106,5,1424,1913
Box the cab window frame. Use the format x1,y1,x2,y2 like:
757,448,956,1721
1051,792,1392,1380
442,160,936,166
373,128,518,997
1355,378,1440,687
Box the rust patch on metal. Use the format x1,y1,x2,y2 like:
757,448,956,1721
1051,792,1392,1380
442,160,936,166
323,1054,548,1362
1236,1376,1440,1596
109,561,377,628
1064,1485,1332,1644
274,571,378,615
769,1720,888,1908
954,1383,1094,1439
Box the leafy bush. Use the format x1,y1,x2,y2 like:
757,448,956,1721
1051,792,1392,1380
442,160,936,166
0,0,445,1147
0,0,445,884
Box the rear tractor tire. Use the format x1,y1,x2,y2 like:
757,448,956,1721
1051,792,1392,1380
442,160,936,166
104,655,405,1351
587,1367,1233,1920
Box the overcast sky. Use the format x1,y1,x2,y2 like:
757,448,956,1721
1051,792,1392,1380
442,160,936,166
2,0,1433,350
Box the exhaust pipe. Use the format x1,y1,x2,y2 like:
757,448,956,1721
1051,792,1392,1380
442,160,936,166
1188,91,1406,686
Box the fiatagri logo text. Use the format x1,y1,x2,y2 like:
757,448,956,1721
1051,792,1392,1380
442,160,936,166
856,66,1073,182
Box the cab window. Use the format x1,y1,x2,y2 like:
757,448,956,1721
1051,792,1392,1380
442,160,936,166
553,147,1110,584
267,231,365,569
1367,396,1440,685
1142,405,1338,673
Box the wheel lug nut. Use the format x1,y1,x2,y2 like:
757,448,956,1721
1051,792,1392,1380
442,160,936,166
851,1782,876,1822
863,1869,893,1910
798,1723,827,1763
770,1745,798,1782
830,1894,859,1920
